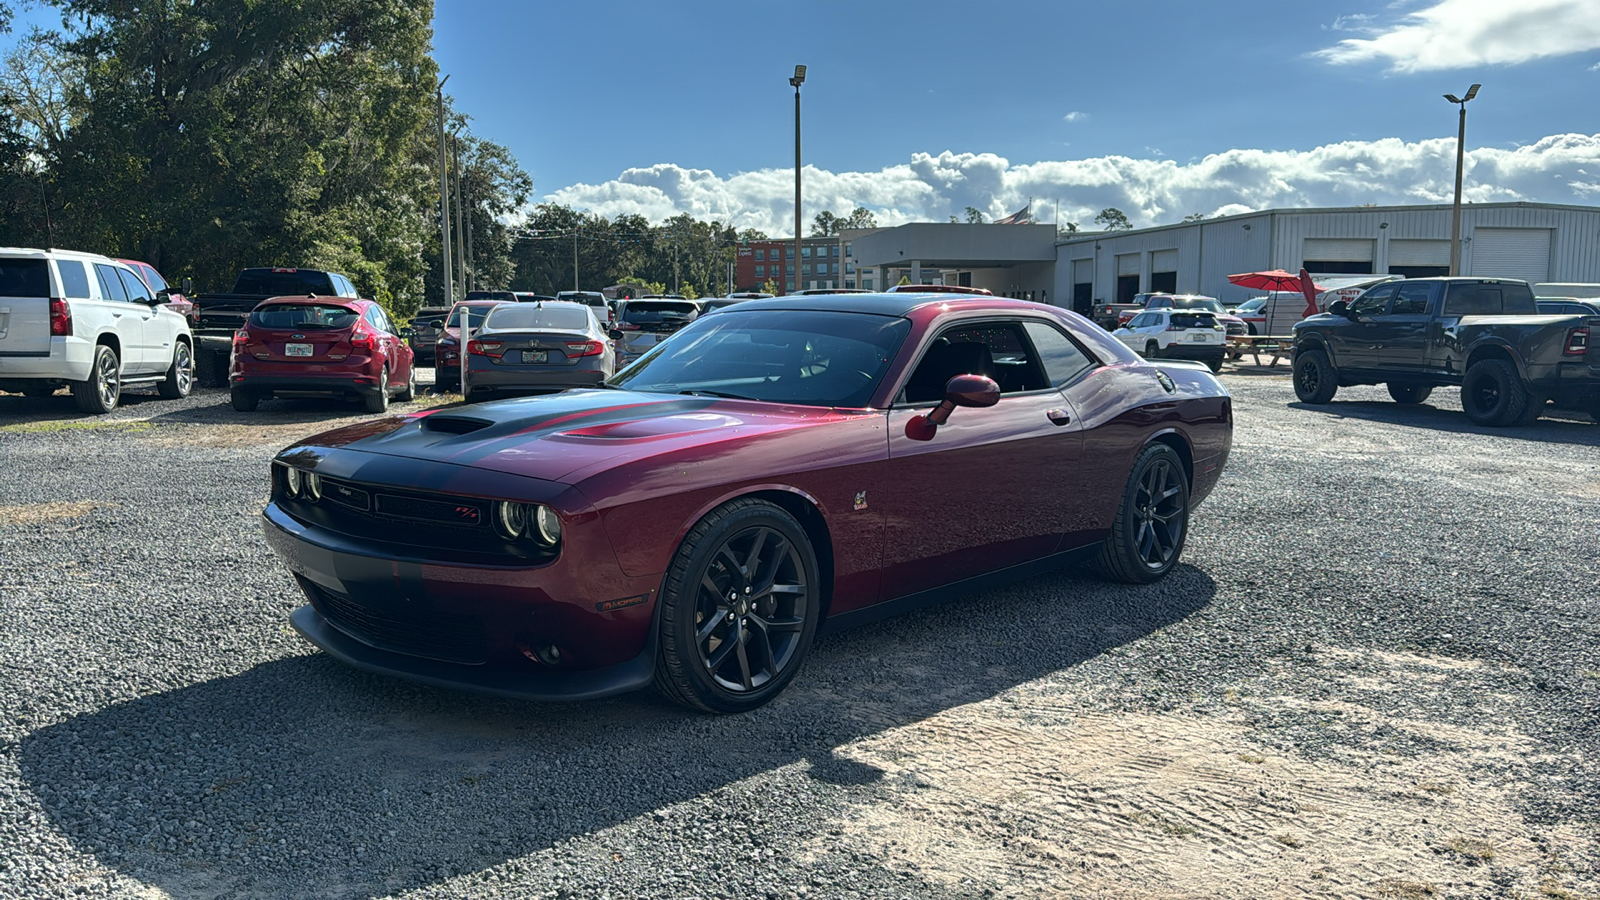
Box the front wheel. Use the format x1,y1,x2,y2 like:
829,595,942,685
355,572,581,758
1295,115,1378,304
1387,383,1432,404
158,341,195,399
1292,348,1338,403
1461,359,1534,426
653,499,821,713
1098,443,1190,584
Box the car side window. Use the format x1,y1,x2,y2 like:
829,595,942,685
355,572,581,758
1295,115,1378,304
117,268,152,304
56,260,92,299
1024,321,1096,387
1351,284,1396,316
1392,283,1435,315
94,263,129,302
902,320,1050,404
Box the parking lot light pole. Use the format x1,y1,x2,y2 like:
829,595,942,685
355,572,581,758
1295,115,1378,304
791,65,805,295
1444,83,1480,276
436,75,453,306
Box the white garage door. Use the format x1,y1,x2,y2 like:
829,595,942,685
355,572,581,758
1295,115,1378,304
1151,249,1178,272
1116,253,1140,276
1388,240,1449,266
1072,258,1093,285
1471,228,1550,283
1303,238,1374,263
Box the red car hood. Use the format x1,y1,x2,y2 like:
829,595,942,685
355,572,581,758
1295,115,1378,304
290,389,869,483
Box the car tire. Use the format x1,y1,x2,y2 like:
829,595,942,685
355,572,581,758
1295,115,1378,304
1143,340,1160,359
1292,348,1338,404
230,388,259,412
396,365,416,402
194,348,227,388
363,367,390,414
1461,359,1532,427
1387,383,1432,404
71,344,121,414
653,498,822,714
1246,323,1259,336
1098,442,1190,584
1207,357,1224,373
157,341,195,399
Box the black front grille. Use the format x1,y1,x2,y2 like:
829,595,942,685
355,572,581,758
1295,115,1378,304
1226,322,1247,336
375,493,485,528
303,578,490,665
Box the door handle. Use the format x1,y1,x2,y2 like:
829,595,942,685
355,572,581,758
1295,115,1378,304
1047,408,1072,426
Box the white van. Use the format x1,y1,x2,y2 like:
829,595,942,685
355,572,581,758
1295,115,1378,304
1533,283,1600,300
0,247,194,413
1239,275,1405,336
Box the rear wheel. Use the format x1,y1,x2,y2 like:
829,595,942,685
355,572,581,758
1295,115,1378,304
230,388,259,412
1144,340,1160,359
1292,348,1338,403
1387,383,1432,404
653,499,821,713
1461,359,1533,427
72,344,121,414
363,367,390,414
1207,357,1224,373
158,341,195,399
1098,443,1190,584
194,348,227,388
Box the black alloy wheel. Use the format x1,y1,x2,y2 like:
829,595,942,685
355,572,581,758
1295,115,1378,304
1292,348,1338,404
654,499,820,713
1461,358,1537,426
1099,442,1190,584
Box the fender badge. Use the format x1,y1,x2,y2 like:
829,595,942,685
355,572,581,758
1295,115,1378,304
853,490,869,511
596,594,647,613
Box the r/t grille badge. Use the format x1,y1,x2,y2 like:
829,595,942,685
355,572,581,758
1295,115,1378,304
853,491,868,511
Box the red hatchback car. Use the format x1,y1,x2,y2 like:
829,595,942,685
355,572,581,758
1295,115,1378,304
229,296,415,413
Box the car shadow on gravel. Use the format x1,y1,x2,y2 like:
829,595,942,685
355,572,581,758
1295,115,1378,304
15,564,1215,899
1288,399,1600,446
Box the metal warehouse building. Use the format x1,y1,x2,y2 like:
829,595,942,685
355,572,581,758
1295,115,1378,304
1053,201,1600,315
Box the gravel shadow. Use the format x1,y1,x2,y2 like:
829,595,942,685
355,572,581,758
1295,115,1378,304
15,565,1215,899
1287,399,1600,445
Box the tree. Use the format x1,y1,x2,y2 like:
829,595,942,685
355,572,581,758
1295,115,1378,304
810,210,839,237
1058,222,1080,237
1182,213,1206,223
1,29,81,157
841,207,877,231
965,206,986,224
1095,208,1132,231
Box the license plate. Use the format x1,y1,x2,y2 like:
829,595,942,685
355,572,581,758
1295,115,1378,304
285,343,313,357
1189,334,1208,342
520,350,547,364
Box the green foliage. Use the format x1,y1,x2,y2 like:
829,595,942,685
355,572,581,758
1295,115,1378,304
1182,212,1206,222
840,207,877,230
1095,207,1133,230
810,210,839,236
897,275,911,285
965,206,986,224
760,279,779,295
1058,222,1080,236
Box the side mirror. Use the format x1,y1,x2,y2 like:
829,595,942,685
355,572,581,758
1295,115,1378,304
182,277,194,295
905,374,1001,441
1326,299,1349,316
154,287,175,302
607,328,625,340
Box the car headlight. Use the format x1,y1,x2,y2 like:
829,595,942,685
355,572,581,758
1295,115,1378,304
282,465,302,498
494,500,529,540
303,471,322,502
535,505,562,545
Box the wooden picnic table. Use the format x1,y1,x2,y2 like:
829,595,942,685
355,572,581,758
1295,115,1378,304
1230,335,1296,367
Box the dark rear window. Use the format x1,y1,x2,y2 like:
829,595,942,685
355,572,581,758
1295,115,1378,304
1170,313,1218,329
466,290,517,302
1442,282,1538,316
0,259,50,297
56,260,92,299
251,303,360,329
557,292,607,307
622,301,698,323
1171,298,1225,313
485,305,592,332
233,269,337,296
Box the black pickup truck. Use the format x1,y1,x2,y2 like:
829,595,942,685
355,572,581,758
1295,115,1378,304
191,267,361,385
1292,277,1599,426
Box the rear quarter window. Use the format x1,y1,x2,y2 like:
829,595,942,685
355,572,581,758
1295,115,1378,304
55,260,92,299
1443,282,1537,316
0,258,51,297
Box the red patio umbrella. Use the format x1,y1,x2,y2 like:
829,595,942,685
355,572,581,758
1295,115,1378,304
1297,267,1320,318
1227,269,1327,318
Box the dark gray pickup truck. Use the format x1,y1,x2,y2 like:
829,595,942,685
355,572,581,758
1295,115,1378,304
190,268,361,385
1292,277,1599,426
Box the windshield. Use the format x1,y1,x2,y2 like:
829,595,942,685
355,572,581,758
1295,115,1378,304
557,292,606,307
234,269,336,296
446,305,497,329
621,301,698,323
1173,297,1225,313
484,305,592,332
608,309,910,408
250,303,359,330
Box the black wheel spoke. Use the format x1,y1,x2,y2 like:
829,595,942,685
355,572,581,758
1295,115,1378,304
696,611,725,644
743,528,770,580
734,630,754,690
684,518,814,696
706,637,736,671
747,618,777,676
751,613,803,634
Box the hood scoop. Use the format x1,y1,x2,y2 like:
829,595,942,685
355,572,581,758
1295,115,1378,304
557,413,745,442
420,415,494,435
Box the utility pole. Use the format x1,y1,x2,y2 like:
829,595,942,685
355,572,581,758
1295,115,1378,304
1444,84,1481,276
673,225,680,293
790,65,806,295
435,76,453,306
452,135,466,298
464,168,474,293
573,226,580,292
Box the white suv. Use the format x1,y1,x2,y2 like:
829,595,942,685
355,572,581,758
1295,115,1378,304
0,247,195,413
1113,308,1227,371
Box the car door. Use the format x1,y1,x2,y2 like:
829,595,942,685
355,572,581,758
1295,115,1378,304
1370,281,1440,372
1325,282,1396,371
91,263,147,373
115,266,165,373
881,317,1086,598
365,306,406,382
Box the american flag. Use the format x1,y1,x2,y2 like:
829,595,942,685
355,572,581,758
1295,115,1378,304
992,203,1032,225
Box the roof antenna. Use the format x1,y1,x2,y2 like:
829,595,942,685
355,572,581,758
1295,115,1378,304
36,169,54,250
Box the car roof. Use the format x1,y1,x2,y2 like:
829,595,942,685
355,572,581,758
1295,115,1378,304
488,300,589,312
255,294,364,306
883,284,993,295
0,246,117,262
452,299,508,308
727,291,1049,319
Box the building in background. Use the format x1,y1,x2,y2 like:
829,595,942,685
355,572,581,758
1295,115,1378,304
734,236,853,294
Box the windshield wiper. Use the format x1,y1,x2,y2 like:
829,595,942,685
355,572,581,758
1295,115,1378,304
677,389,757,400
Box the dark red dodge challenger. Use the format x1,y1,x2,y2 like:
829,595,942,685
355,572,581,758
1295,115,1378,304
263,293,1232,713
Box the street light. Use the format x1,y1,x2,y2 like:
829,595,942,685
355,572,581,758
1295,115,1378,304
436,75,453,306
1444,83,1480,276
790,64,806,295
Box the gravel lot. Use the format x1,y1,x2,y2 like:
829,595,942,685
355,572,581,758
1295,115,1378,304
1,368,1597,900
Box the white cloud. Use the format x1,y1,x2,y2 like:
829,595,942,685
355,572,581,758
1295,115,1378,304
1316,0,1600,72
541,134,1600,237
1063,111,1088,123
1325,13,1378,32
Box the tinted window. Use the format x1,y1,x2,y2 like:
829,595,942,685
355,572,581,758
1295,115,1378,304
1170,312,1218,329
1391,282,1436,315
233,269,337,296
557,292,607,308
117,268,152,304
446,305,497,329
1350,283,1396,315
610,309,909,408
621,301,698,324
465,290,517,302
1025,321,1095,386
904,321,1049,402
1443,282,1537,316
55,260,91,299
1172,297,1225,313
251,303,360,329
485,305,592,332
94,264,129,302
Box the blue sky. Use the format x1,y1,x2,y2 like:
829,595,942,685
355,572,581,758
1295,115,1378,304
10,0,1600,234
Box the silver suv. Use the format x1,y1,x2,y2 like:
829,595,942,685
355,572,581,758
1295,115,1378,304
0,247,195,413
